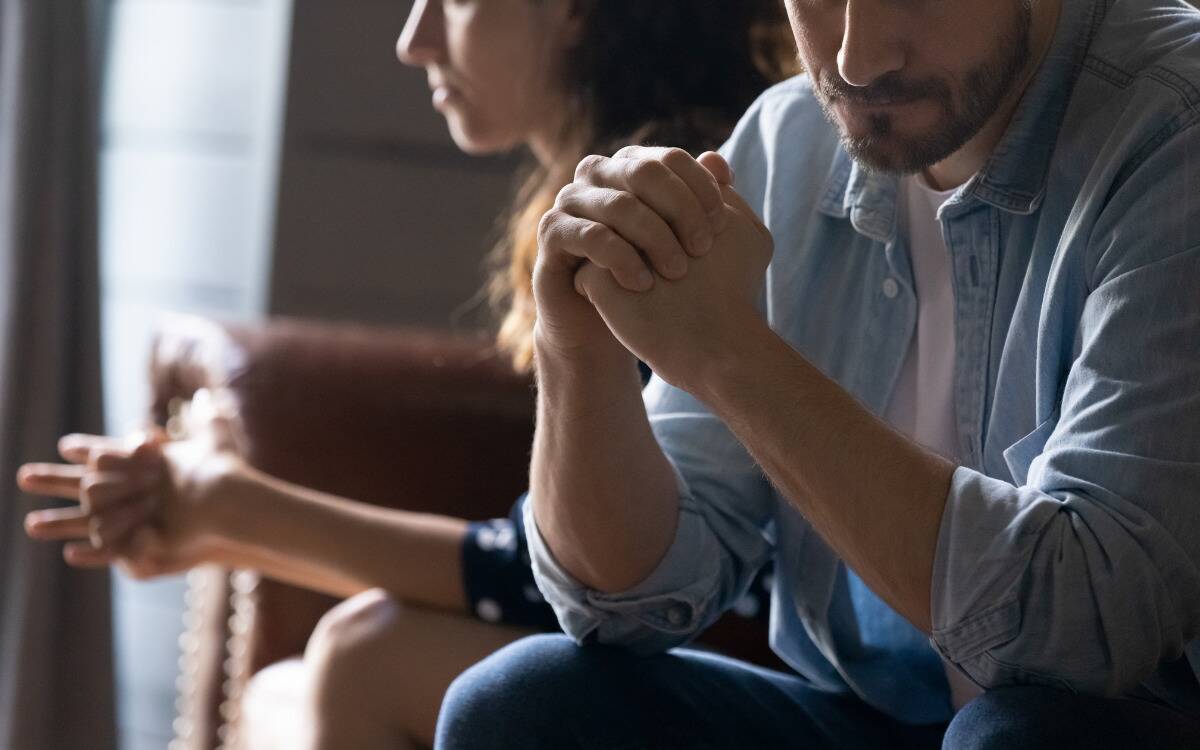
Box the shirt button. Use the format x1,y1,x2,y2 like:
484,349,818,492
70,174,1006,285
475,598,503,623
882,278,900,299
666,604,690,628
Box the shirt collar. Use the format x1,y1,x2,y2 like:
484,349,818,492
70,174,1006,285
818,0,1107,228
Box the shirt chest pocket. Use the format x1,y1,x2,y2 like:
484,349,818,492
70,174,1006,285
1002,408,1061,487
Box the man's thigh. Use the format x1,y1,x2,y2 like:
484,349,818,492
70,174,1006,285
943,685,1200,750
436,633,946,749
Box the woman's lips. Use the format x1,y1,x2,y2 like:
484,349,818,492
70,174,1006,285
431,85,462,111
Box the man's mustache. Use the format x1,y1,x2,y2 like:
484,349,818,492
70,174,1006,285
818,71,949,106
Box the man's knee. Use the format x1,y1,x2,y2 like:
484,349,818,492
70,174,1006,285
437,634,631,749
943,686,1083,750
945,685,1200,750
305,588,404,702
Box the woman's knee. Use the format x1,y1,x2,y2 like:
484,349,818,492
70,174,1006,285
305,589,406,702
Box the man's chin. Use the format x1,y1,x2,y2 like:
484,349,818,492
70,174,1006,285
822,95,982,175
841,136,927,175
822,113,927,175
838,122,975,176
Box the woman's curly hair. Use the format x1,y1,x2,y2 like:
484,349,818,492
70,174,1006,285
492,0,798,370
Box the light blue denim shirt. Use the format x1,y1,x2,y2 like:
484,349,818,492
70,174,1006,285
526,0,1200,724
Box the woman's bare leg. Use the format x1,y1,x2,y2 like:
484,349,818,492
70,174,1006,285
300,589,534,750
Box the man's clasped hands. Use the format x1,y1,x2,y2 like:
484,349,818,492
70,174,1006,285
18,147,775,573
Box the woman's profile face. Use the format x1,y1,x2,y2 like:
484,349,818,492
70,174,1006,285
397,0,579,157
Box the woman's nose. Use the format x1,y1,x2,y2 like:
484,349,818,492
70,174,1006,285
397,0,445,67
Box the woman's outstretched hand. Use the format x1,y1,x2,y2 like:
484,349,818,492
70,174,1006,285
17,389,245,579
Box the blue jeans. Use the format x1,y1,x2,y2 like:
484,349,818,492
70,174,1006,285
436,635,1200,749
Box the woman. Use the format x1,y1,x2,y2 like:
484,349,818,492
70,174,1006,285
19,1,795,747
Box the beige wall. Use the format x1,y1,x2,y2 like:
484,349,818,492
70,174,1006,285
268,0,518,330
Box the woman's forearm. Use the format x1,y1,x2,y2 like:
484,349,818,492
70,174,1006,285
207,465,470,612
199,539,372,599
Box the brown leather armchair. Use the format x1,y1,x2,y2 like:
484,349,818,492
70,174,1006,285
150,315,779,750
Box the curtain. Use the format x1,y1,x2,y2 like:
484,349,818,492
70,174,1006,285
0,0,113,748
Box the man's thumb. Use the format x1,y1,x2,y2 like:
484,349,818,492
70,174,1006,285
698,151,734,186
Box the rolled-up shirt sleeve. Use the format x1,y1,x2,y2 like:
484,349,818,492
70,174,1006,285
931,129,1200,695
525,376,776,655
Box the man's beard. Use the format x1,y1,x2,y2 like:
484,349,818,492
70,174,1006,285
815,5,1034,175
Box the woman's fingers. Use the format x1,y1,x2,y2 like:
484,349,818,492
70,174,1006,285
26,497,159,548
80,471,154,514
91,450,142,474
88,496,158,550
58,433,127,465
116,526,176,580
63,541,115,568
16,463,85,500
60,512,166,575
24,506,90,540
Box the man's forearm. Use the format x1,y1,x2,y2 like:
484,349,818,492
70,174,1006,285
694,318,955,633
530,340,680,593
210,467,470,611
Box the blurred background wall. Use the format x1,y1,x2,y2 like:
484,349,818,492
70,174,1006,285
268,0,517,327
100,1,515,746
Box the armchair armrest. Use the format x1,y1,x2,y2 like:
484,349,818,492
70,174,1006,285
150,315,535,518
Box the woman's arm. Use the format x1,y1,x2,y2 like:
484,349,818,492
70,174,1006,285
210,464,469,611
21,435,471,612
188,537,369,599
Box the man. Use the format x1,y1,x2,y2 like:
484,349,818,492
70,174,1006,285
437,0,1200,747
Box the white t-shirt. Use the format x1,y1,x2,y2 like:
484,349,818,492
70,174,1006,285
884,173,983,710
884,175,960,463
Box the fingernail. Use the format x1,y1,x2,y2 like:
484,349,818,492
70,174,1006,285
666,256,688,279
691,232,712,256
636,269,655,291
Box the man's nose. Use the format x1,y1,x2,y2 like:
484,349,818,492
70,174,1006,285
396,0,445,67
837,0,905,87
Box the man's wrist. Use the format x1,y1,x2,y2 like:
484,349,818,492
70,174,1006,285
533,322,635,376
682,304,775,403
